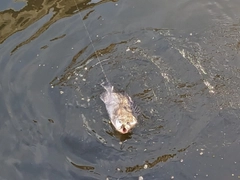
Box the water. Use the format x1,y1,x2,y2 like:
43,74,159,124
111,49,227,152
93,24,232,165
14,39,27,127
1,0,240,179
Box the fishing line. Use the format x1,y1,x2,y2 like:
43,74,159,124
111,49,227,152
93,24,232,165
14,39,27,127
73,0,109,83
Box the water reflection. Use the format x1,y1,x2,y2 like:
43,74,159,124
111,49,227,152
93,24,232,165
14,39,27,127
50,41,127,87
67,157,95,171
0,0,116,50
125,154,176,173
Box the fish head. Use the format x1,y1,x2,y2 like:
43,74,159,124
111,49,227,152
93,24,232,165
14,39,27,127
113,116,137,134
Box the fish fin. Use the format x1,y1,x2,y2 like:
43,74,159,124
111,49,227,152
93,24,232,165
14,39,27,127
123,92,132,103
101,81,113,92
133,105,141,116
123,93,140,115
100,92,105,102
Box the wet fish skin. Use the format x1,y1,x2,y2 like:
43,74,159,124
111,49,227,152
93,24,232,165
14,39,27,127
100,82,138,134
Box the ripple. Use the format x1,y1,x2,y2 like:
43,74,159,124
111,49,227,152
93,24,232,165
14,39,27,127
48,28,203,177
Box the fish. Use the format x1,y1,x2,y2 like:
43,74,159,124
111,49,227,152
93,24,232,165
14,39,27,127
100,82,138,134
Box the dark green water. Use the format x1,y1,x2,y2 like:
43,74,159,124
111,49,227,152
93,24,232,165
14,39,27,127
1,0,240,179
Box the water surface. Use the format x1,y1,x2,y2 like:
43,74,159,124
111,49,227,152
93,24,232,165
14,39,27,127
1,0,240,179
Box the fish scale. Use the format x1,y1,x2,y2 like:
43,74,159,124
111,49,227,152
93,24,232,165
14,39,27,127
100,83,138,134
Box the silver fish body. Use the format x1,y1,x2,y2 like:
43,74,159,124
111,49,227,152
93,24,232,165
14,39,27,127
100,83,138,134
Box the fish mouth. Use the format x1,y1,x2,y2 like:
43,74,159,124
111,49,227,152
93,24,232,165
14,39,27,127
122,127,127,133
120,125,129,134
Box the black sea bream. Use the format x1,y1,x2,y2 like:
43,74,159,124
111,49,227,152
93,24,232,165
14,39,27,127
100,83,138,134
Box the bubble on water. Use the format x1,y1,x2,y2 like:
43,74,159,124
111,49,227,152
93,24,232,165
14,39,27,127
51,85,54,88
171,176,174,179
200,152,203,155
83,78,86,81
180,159,183,162
126,47,130,52
194,173,198,178
60,91,64,94
143,164,148,169
138,176,143,180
